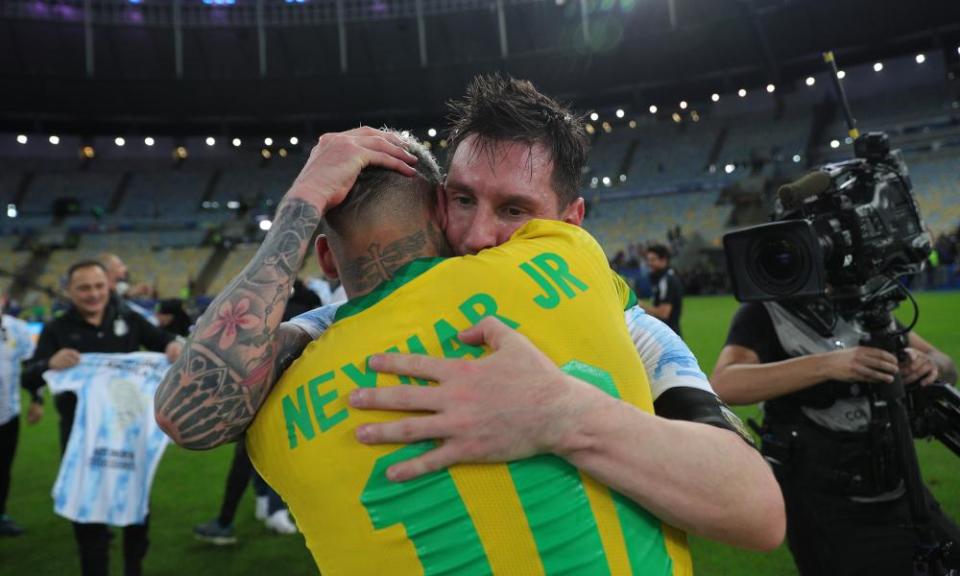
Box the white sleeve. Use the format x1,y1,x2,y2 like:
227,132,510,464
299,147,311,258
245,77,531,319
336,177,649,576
11,317,37,360
624,305,714,401
43,363,87,394
287,303,343,340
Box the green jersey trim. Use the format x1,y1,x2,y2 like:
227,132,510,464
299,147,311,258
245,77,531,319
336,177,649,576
625,287,638,311
333,257,446,323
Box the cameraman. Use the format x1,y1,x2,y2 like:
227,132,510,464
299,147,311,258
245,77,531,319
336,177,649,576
713,300,959,574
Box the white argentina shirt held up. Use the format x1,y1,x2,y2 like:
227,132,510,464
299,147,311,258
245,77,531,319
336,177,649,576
44,352,171,526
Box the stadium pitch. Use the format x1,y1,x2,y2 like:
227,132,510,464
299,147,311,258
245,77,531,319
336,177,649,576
2,293,958,575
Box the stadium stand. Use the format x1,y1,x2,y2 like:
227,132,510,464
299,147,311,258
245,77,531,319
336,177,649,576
908,152,960,235
626,117,721,189
118,170,214,220
583,189,732,255
209,168,297,211
206,243,261,296
20,171,121,215
0,235,29,296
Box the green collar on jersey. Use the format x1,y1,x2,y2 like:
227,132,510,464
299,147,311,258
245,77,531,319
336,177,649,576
333,257,446,324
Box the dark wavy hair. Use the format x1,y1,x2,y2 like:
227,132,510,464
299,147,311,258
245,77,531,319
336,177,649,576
66,259,108,284
446,73,589,209
646,243,671,262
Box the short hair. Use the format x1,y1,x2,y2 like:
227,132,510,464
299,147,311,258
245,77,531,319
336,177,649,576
97,252,120,267
646,244,671,262
323,130,442,238
446,73,589,209
66,260,108,284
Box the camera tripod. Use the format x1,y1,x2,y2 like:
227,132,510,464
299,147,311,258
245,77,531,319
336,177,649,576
858,302,957,576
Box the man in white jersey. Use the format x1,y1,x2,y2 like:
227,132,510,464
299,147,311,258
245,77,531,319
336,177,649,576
157,76,784,549
0,297,36,536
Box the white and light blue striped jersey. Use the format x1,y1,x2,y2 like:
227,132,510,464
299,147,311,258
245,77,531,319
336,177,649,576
1,314,37,425
290,303,714,402
125,300,159,326
624,305,711,400
44,352,171,526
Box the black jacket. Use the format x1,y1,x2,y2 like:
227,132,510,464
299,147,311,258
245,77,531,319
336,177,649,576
21,297,174,402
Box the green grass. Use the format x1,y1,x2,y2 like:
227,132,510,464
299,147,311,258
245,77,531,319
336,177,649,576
2,293,957,575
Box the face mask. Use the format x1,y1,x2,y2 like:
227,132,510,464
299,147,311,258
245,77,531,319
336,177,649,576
116,281,130,296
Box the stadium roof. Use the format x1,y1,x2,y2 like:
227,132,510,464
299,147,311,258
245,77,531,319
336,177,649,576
1,0,959,135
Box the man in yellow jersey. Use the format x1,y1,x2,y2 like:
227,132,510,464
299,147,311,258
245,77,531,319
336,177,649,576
246,134,692,575
158,74,783,552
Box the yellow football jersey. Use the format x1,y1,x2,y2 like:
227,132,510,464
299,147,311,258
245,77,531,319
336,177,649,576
247,219,692,576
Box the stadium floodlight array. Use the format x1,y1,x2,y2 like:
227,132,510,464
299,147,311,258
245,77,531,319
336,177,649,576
4,52,933,167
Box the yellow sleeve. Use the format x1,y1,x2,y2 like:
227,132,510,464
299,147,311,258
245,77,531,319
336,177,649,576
612,271,639,311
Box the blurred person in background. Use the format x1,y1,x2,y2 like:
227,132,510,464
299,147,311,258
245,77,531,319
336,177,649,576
98,253,157,324
0,295,37,536
155,299,192,338
641,244,683,337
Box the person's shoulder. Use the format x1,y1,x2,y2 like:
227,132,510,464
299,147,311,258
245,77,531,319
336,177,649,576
725,301,775,350
499,220,609,272
120,302,154,328
288,303,344,340
731,301,771,325
42,311,72,331
3,314,29,330
511,219,599,247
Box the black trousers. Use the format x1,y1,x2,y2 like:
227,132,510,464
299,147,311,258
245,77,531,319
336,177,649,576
218,437,283,526
56,393,150,576
775,463,960,575
0,416,18,516
72,517,150,576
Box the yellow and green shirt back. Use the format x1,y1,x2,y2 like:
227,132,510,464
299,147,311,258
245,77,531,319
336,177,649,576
247,219,692,576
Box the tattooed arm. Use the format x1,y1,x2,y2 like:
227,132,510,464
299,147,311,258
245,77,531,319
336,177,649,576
155,128,419,449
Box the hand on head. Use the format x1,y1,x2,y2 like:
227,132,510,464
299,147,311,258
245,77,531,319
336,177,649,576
286,127,419,213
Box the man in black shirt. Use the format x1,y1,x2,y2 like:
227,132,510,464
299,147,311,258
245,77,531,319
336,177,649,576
712,300,959,575
642,243,683,337
21,260,181,576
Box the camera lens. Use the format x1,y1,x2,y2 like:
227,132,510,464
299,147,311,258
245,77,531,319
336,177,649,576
724,219,825,302
745,229,813,297
758,239,801,284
